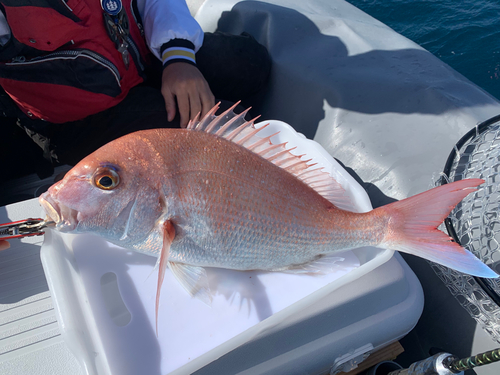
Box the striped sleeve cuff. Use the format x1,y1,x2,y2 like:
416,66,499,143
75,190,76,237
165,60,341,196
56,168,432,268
160,39,196,68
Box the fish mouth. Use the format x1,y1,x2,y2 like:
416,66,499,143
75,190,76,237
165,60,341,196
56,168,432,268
39,192,79,232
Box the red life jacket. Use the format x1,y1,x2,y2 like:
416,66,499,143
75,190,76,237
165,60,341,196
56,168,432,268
0,0,151,123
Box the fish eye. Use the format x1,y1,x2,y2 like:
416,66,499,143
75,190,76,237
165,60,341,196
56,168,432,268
93,167,120,190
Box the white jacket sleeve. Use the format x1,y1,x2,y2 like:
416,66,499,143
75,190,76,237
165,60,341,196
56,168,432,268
137,0,204,63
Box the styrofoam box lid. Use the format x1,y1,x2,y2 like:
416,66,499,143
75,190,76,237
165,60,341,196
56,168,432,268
40,120,394,375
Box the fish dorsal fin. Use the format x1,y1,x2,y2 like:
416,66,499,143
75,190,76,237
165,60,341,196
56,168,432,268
187,103,355,211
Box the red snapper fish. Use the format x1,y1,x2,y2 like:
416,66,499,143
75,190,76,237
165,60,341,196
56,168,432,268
39,104,498,332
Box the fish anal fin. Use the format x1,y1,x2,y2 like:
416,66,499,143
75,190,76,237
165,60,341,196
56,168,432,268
156,220,175,336
169,262,212,305
280,254,346,274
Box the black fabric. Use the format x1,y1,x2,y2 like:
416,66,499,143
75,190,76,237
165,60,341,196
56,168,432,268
0,117,52,182
127,39,148,79
196,32,272,101
160,38,196,54
163,57,197,68
0,50,122,96
0,85,21,118
0,31,45,61
20,86,174,166
18,92,245,167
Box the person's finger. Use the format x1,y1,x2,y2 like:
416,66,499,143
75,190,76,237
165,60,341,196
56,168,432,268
0,240,10,251
200,86,215,118
176,92,190,128
189,93,202,123
162,88,177,122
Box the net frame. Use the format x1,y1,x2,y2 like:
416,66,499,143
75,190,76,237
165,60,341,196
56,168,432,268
433,114,500,343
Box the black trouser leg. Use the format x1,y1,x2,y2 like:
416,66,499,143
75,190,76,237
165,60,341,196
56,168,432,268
196,31,271,102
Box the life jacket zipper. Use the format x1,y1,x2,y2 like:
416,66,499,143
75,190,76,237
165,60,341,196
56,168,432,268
128,0,146,77
125,35,145,73
130,0,145,37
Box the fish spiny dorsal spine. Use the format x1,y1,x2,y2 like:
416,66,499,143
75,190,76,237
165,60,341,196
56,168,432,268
187,103,356,211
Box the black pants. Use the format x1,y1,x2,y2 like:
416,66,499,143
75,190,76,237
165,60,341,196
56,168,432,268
5,31,271,172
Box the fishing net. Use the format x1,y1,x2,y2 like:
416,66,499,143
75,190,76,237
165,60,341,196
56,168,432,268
432,114,500,343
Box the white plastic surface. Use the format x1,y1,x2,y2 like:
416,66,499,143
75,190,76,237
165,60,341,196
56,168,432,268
0,199,84,375
40,120,393,375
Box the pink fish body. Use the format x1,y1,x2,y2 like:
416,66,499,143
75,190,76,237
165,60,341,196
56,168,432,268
39,105,498,331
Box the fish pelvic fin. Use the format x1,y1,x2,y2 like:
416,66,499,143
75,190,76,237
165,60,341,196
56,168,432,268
189,103,355,211
169,262,212,305
379,179,498,278
156,220,175,337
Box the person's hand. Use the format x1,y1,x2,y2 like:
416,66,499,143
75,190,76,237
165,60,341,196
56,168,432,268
161,62,215,128
0,240,10,251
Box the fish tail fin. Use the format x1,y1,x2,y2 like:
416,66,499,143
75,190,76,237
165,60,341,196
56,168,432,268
379,178,498,278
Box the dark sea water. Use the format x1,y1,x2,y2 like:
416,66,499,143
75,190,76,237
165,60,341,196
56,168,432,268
346,0,500,101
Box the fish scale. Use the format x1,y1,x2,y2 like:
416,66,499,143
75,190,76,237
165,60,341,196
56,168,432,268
147,132,371,270
161,131,343,270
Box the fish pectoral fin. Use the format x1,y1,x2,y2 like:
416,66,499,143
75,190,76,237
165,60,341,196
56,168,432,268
156,220,175,336
281,253,345,274
169,262,212,306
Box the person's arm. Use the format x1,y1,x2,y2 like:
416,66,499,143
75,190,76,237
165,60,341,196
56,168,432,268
0,240,10,251
138,0,214,127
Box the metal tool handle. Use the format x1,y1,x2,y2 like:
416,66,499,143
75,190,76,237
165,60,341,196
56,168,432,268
0,218,54,240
